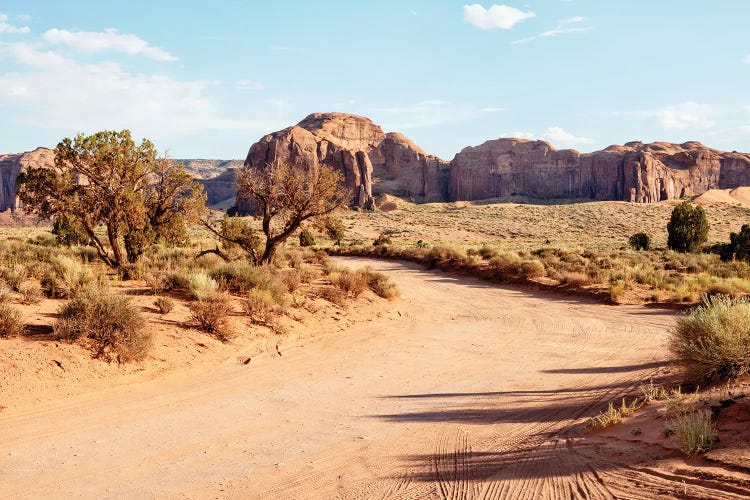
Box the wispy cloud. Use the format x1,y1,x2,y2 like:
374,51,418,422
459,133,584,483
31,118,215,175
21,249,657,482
480,107,505,113
511,126,593,148
744,54,750,63
616,102,715,130
379,100,506,130
463,4,535,30
235,80,264,91
513,16,590,44
42,28,177,62
0,13,30,34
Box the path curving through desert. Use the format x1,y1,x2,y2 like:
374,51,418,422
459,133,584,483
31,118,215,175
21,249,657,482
1,258,743,499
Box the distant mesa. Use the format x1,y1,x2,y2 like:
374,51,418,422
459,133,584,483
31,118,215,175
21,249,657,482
2,113,750,214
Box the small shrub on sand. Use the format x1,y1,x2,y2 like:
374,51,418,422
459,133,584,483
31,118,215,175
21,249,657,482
154,296,175,315
43,256,94,298
190,292,234,341
373,233,391,246
333,269,369,297
560,271,592,287
588,402,623,429
671,295,750,382
2,264,27,291
360,267,399,299
0,283,13,302
0,303,24,338
299,227,316,247
188,272,219,300
668,409,714,456
18,281,43,305
54,286,150,363
241,289,276,324
628,232,651,251
639,379,669,403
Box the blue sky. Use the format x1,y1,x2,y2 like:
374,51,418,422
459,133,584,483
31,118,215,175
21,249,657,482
1,1,749,159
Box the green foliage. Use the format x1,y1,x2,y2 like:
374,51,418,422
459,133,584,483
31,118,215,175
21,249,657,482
718,224,750,262
322,216,346,245
52,214,89,246
299,227,316,247
628,232,651,251
667,201,709,253
668,410,714,456
54,285,150,362
17,130,206,269
672,295,750,382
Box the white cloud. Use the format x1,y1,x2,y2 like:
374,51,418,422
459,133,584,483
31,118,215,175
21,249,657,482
463,4,535,30
744,54,750,63
235,79,264,91
0,41,279,139
480,107,505,112
42,28,177,62
510,127,593,148
0,42,73,67
0,13,30,34
512,16,590,44
619,102,715,130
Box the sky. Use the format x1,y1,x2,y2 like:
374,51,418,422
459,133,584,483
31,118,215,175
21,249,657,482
0,1,749,160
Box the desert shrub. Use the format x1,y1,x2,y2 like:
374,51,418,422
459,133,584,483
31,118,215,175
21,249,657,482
468,245,498,260
520,259,546,278
719,224,750,262
588,402,622,429
0,303,24,338
628,232,651,251
2,264,27,291
671,295,750,382
359,267,399,299
560,271,592,287
318,287,347,306
43,255,94,298
188,272,219,300
210,262,285,302
154,296,174,315
280,268,302,293
54,286,150,362
299,227,316,247
667,201,709,253
18,281,43,305
241,289,276,324
488,252,523,277
640,379,669,403
322,216,346,245
668,410,714,456
190,292,234,341
0,283,13,302
373,233,391,246
333,269,369,297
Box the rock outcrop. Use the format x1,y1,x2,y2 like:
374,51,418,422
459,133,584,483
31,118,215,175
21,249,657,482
242,113,450,211
0,147,55,212
449,139,750,203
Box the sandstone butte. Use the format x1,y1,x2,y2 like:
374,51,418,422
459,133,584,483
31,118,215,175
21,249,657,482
2,112,750,212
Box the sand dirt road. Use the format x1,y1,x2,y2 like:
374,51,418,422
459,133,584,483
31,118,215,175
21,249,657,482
2,258,742,499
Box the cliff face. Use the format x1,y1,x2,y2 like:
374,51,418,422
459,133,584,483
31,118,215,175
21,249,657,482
449,139,750,203
0,147,55,212
243,113,450,211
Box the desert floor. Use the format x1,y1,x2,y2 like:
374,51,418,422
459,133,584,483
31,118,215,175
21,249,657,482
2,257,748,499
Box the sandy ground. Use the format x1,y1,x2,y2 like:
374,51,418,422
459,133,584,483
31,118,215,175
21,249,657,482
1,258,748,499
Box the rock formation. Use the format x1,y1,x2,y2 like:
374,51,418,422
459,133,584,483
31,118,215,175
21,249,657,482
3,114,750,216
449,139,750,203
0,147,55,212
242,113,450,211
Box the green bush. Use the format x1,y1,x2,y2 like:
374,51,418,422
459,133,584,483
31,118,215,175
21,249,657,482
299,228,316,247
188,272,219,299
668,409,714,456
54,286,150,362
628,232,651,251
671,295,750,382
667,201,709,253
